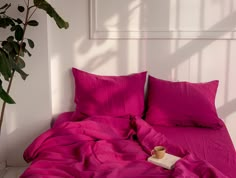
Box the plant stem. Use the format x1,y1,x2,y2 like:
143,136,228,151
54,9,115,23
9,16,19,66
28,7,38,21
0,71,15,130
0,0,31,131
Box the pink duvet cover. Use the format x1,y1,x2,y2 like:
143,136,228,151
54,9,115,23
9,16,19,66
153,124,236,178
21,114,229,178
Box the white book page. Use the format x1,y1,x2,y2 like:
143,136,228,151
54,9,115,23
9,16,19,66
147,153,181,170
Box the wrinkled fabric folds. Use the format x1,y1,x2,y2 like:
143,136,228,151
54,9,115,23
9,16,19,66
21,116,227,178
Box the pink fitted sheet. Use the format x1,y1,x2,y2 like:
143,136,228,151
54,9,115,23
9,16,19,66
52,112,236,177
153,124,236,178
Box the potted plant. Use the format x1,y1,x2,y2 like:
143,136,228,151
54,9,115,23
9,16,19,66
0,0,69,130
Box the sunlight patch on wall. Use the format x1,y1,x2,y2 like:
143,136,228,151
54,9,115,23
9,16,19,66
225,112,236,147
192,41,227,108
5,111,17,135
103,14,119,29
189,52,203,82
50,54,61,115
169,0,177,30
178,0,201,30
127,42,139,72
169,40,192,81
171,59,190,81
228,40,236,101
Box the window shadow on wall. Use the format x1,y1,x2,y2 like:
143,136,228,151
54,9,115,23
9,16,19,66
51,0,236,130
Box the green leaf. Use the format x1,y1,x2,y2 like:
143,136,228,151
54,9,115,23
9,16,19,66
0,87,15,104
7,36,14,42
0,18,9,28
1,3,10,10
16,57,25,69
27,39,34,48
0,17,15,28
0,50,12,81
17,69,28,80
0,3,11,15
34,0,69,29
12,62,28,80
12,41,19,54
5,18,15,26
1,41,7,47
24,48,31,57
17,6,25,12
15,25,24,41
22,42,26,49
20,42,27,57
0,4,9,10
10,25,17,31
7,55,28,80
2,41,13,52
15,18,23,24
19,48,24,57
27,20,39,26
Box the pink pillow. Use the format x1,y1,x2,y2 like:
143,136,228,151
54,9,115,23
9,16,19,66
72,68,147,117
145,76,223,129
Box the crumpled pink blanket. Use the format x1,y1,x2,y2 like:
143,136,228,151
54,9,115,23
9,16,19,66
21,115,228,178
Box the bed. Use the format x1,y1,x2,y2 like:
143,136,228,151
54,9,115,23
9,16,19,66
153,125,236,178
20,68,236,178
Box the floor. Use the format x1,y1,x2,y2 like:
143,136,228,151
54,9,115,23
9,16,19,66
0,167,27,178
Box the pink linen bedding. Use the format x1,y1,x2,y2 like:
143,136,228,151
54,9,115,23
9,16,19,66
72,68,147,117
146,76,222,129
21,114,229,178
153,124,236,178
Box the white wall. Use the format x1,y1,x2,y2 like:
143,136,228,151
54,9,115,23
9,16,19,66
49,0,236,147
0,0,236,166
0,1,51,166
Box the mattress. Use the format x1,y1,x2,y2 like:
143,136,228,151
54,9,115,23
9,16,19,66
153,124,236,178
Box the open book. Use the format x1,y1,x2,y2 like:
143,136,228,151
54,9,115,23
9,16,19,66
147,153,181,170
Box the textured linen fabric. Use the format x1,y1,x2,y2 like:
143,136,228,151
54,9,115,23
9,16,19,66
145,76,223,129
72,68,147,118
153,124,236,178
21,115,228,178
